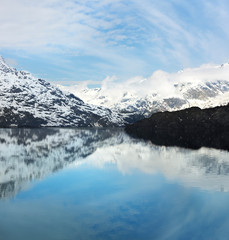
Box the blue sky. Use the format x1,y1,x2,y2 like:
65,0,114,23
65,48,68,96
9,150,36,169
1,0,229,85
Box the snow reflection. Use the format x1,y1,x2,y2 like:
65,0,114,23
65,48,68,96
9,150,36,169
0,128,229,198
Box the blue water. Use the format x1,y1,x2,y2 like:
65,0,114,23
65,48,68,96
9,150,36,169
0,128,229,240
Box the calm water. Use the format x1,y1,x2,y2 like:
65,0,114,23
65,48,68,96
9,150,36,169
0,128,229,240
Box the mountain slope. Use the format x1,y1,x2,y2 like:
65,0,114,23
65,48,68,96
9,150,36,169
0,56,124,127
59,64,229,121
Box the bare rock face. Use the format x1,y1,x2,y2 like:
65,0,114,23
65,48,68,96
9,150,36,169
125,104,229,150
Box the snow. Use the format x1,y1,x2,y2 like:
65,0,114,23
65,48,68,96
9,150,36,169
58,64,229,118
1,54,229,127
0,56,124,127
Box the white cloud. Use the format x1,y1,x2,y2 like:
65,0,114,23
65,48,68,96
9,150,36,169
103,63,229,96
1,0,229,81
60,62,229,104
72,139,229,192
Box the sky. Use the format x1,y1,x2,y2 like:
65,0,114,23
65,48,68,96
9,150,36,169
1,0,229,86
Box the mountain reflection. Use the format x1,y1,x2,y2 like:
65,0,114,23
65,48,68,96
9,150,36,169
0,128,229,199
0,128,123,199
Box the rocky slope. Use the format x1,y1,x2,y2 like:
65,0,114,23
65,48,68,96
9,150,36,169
125,104,229,150
0,56,124,127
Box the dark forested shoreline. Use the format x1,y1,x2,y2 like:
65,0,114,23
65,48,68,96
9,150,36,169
125,104,229,150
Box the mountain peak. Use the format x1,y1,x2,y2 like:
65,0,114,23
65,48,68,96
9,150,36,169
0,55,14,73
0,55,7,66
0,55,4,62
0,56,124,127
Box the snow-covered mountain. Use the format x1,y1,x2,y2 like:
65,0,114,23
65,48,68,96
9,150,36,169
1,54,229,126
59,64,229,121
0,56,124,127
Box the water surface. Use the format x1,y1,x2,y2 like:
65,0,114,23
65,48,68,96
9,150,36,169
0,128,229,240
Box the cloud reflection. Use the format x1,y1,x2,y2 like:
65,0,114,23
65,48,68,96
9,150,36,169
83,143,229,192
0,128,229,199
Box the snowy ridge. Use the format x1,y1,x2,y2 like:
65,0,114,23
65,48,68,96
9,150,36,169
0,56,124,127
1,54,229,126
59,64,229,120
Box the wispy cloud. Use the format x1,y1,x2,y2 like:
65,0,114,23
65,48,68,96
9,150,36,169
1,0,229,82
